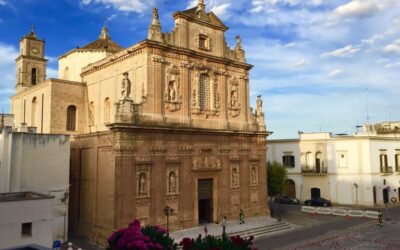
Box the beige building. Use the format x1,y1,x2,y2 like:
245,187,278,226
10,1,270,244
268,124,400,206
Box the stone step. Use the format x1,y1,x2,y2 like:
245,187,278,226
229,222,293,239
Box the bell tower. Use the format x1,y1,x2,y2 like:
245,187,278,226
15,26,47,93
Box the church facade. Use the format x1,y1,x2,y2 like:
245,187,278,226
11,1,271,244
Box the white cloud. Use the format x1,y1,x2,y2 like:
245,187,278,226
308,0,322,6
383,39,400,54
81,0,154,13
0,42,18,66
384,61,400,68
321,45,360,58
290,59,308,68
331,0,379,20
0,0,6,6
210,3,230,17
284,42,296,48
328,69,343,77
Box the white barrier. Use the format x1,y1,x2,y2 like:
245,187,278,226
348,209,365,218
365,210,380,219
301,206,316,213
316,207,331,215
332,208,347,216
301,206,379,219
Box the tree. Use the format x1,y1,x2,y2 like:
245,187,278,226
267,161,287,198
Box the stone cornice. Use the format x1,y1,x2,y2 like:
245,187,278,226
107,123,272,137
80,40,253,76
15,55,48,63
11,78,84,99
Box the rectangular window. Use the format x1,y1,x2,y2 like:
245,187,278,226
21,222,32,237
199,74,210,111
380,154,388,172
199,36,207,49
282,155,295,168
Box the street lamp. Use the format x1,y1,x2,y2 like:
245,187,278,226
163,206,174,236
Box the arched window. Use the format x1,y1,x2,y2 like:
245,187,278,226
199,74,210,111
64,67,69,80
104,97,110,124
31,97,37,127
66,105,77,131
31,68,37,85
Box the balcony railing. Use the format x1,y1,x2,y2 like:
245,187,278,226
380,166,393,174
301,166,328,175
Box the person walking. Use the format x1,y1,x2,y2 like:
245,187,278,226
239,209,245,224
221,216,227,236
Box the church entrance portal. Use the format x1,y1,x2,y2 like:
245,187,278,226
198,179,213,224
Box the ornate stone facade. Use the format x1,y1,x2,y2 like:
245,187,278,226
10,0,271,245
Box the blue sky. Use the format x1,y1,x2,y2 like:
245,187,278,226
1,0,400,139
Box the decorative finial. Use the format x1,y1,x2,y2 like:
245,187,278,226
99,25,110,40
152,7,160,25
196,0,206,15
235,35,242,49
28,25,37,38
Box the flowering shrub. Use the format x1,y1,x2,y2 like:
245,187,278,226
179,234,258,250
107,220,178,250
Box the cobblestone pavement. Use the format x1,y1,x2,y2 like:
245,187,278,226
257,204,400,250
279,220,400,250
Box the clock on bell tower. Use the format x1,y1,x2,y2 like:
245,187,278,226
15,25,47,93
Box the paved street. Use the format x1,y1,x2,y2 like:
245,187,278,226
254,204,400,250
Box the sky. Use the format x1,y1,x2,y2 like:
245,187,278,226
0,0,400,139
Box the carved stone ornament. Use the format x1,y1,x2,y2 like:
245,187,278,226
250,163,259,186
192,155,221,171
164,64,182,111
231,165,240,188
121,72,131,99
152,56,167,63
137,171,150,197
193,31,212,51
228,77,240,117
167,170,179,195
136,156,152,164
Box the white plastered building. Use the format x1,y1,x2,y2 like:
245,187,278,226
0,123,70,247
267,122,400,206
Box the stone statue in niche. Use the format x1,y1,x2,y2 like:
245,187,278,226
168,81,177,102
121,72,131,99
230,90,238,108
228,78,240,117
139,173,146,195
169,172,176,193
164,65,181,111
232,168,239,187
